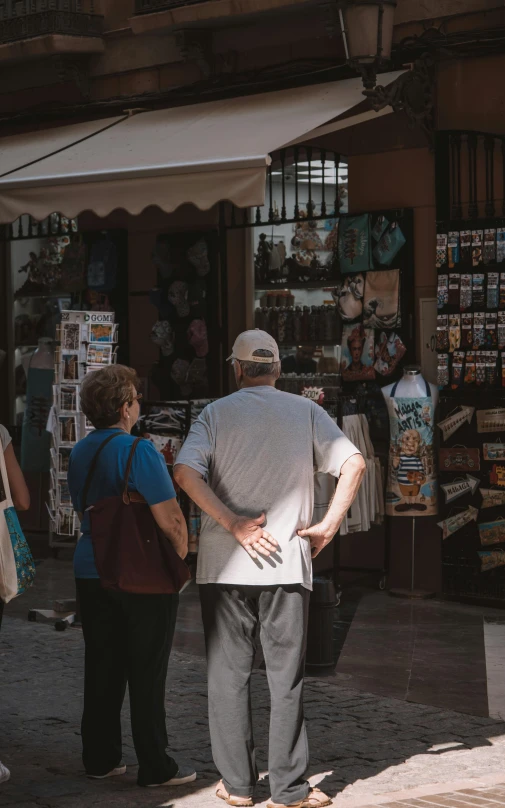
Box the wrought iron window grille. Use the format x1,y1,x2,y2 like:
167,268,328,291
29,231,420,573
436,130,505,222
1,213,78,242
224,147,348,229
134,0,205,13
0,1,103,43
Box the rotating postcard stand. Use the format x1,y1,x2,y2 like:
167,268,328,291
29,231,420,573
383,366,438,599
29,311,118,629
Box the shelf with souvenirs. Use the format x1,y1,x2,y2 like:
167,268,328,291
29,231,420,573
435,218,505,602
47,310,119,550
254,208,415,419
147,230,222,402
10,217,77,435
137,398,216,556
252,206,415,592
10,219,128,442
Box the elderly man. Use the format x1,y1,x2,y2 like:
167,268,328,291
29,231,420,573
174,330,365,808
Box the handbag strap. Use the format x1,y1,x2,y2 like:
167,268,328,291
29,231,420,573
0,439,12,506
81,431,123,513
122,437,143,504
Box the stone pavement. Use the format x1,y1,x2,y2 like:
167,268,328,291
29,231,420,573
3,613,505,808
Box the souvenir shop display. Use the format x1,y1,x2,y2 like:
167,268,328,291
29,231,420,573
149,231,218,401
437,215,505,601
440,475,480,504
374,332,406,376
20,338,54,474
480,488,505,509
438,506,478,540
46,310,118,550
437,406,475,441
338,214,372,274
362,269,401,329
137,399,216,554
383,369,438,517
332,274,364,322
439,446,480,471
253,207,414,593
341,325,375,381
338,413,385,535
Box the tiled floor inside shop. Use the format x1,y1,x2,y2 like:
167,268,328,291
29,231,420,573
6,556,505,721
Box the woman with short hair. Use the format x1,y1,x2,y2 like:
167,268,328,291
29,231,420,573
68,365,195,788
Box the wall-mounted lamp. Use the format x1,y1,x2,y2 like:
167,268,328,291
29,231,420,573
338,0,397,91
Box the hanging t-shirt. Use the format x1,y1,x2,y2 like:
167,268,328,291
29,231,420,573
68,429,176,578
175,386,361,590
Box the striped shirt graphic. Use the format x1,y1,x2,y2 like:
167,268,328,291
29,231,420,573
397,456,424,485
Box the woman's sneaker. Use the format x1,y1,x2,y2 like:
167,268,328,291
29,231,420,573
0,761,10,784
147,764,197,787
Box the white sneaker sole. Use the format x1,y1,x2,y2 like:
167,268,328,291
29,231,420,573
147,771,197,787
87,765,126,779
0,772,10,785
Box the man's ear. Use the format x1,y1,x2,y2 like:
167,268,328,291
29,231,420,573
233,361,242,387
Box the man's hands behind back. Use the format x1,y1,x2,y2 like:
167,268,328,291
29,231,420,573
229,513,279,560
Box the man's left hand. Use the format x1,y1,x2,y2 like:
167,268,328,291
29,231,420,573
297,522,337,558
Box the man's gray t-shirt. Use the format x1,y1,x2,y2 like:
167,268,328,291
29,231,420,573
175,386,361,590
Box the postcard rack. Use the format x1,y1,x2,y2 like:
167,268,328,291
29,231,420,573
47,310,118,552
138,399,216,555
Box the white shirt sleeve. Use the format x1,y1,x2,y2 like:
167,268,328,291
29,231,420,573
174,408,214,479
0,424,12,452
312,406,361,478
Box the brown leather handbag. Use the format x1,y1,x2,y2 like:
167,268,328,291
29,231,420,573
82,433,190,594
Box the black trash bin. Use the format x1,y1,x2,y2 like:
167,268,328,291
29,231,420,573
306,576,337,668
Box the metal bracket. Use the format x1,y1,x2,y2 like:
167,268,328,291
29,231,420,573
175,30,213,79
366,54,435,143
51,55,90,99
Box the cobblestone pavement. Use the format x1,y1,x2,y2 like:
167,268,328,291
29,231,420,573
3,615,505,808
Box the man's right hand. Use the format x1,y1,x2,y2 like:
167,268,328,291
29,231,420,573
228,513,279,560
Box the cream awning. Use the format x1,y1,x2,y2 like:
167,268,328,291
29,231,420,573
0,73,402,223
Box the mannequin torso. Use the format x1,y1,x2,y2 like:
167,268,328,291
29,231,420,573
382,368,438,407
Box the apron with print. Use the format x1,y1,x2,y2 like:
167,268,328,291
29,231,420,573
385,379,438,517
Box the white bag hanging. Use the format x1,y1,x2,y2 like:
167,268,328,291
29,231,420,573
0,446,20,603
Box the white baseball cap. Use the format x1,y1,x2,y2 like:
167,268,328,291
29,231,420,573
227,329,280,363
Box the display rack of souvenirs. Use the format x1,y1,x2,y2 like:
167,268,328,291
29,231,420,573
46,310,118,550
148,231,216,401
137,398,216,554
436,219,505,599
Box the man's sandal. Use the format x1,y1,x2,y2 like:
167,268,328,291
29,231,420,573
216,780,254,807
266,786,333,808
